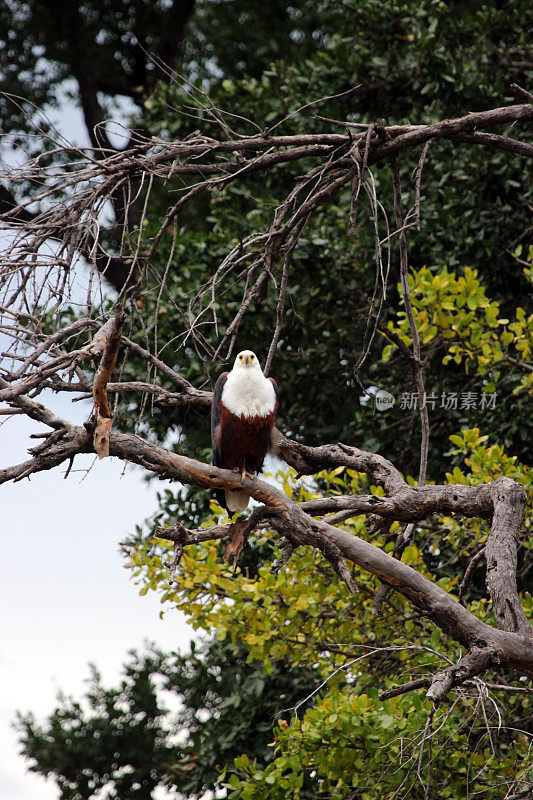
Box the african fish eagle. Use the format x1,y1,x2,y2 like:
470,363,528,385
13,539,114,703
211,349,278,513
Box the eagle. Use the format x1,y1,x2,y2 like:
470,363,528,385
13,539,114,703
211,350,278,513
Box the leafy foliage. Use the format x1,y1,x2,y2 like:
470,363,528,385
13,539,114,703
15,639,319,800
227,684,533,800
383,262,533,396
15,651,173,800
128,449,532,800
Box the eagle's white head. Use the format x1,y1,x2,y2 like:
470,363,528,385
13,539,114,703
223,349,275,418
232,350,263,373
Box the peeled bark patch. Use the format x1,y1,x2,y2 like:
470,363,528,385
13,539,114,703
91,312,124,457
94,417,113,459
80,316,121,360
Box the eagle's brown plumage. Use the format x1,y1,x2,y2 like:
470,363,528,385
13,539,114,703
211,350,278,512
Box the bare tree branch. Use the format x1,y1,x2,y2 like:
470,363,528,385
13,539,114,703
1,391,530,683
1,99,532,704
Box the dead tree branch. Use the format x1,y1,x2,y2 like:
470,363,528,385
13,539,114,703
1,393,530,687
1,99,532,701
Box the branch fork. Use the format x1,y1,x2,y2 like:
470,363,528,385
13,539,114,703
426,647,499,703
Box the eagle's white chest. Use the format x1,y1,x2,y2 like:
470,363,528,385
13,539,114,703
222,369,276,418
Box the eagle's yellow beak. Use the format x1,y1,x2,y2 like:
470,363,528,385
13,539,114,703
244,354,251,365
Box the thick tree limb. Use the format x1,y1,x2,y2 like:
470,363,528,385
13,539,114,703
486,477,530,637
2,412,530,684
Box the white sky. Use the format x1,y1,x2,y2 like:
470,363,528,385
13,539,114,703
0,88,194,800
1,397,193,800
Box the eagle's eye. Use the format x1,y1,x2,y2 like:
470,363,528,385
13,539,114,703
239,355,243,360
250,354,254,360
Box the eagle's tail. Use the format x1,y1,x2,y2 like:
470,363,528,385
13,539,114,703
225,490,249,513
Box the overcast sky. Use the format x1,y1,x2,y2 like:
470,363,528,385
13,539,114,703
0,88,196,800
1,396,195,800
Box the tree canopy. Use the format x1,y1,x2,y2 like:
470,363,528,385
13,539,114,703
2,1,533,798
15,638,319,799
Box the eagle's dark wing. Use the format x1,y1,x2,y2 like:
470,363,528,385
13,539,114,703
211,372,228,508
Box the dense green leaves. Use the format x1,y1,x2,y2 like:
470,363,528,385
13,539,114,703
15,651,173,800
129,448,532,799
15,639,319,800
383,261,533,398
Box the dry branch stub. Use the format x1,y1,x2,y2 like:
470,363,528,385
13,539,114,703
224,518,250,568
91,312,124,458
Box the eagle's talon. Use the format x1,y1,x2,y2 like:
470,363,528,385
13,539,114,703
241,469,256,484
